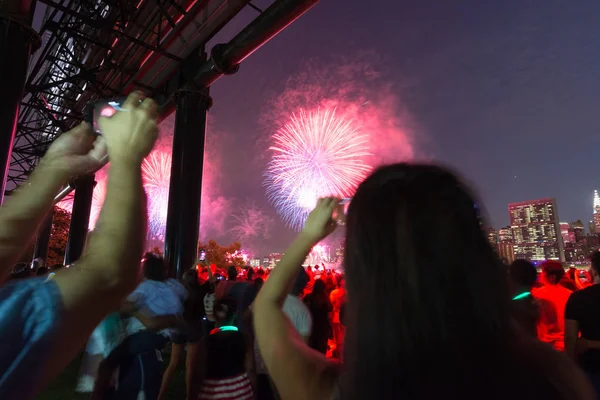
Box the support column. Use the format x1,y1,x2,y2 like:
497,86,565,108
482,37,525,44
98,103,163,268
164,89,212,278
0,1,41,203
64,175,95,265
33,209,54,266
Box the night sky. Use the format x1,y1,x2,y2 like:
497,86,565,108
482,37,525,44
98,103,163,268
185,0,600,254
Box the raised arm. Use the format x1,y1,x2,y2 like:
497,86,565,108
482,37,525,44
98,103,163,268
253,198,339,400
0,123,106,282
39,93,158,389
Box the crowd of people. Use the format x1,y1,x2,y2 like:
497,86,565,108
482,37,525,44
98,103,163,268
1,93,600,399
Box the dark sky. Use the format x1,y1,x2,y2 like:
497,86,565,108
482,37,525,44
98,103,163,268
189,0,600,253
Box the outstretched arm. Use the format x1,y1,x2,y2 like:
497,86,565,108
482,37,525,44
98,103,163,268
37,93,158,390
0,123,105,282
254,198,339,400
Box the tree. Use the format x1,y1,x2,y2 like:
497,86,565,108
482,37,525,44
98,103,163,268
47,206,71,266
198,240,245,270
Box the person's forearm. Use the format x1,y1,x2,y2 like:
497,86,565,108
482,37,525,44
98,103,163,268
0,161,67,281
256,233,314,307
566,338,577,359
40,161,146,391
83,160,146,296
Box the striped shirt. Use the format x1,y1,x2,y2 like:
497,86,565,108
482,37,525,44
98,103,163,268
199,373,253,400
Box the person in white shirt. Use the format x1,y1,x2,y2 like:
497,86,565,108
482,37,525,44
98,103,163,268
126,258,186,336
92,253,186,399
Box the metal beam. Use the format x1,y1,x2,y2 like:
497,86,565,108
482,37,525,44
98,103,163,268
158,0,319,119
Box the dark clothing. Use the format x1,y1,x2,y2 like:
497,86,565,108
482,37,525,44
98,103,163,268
560,276,578,291
111,351,163,400
103,331,167,400
304,293,332,354
256,374,278,400
205,330,247,379
170,320,204,344
565,284,600,372
511,294,540,337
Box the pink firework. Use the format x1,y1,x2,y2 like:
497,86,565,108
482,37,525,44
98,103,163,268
56,175,106,230
262,55,414,230
89,178,106,230
230,202,274,241
306,244,329,265
142,151,172,239
265,108,372,230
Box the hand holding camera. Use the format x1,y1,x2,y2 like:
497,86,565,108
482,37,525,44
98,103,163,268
97,92,159,166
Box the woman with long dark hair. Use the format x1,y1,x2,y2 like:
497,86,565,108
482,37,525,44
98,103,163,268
304,278,332,354
254,164,594,400
158,268,206,400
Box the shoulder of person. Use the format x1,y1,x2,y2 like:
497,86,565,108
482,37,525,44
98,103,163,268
518,339,595,400
166,278,188,298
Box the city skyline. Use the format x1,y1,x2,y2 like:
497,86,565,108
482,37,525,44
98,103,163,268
204,0,600,253
486,191,600,264
489,190,600,233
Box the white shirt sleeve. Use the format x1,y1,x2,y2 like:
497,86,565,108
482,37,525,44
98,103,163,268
283,296,313,337
127,281,148,306
296,306,313,337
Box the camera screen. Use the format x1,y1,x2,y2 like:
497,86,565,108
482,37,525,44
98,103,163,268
92,99,125,134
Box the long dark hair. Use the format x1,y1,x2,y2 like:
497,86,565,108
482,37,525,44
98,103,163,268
182,269,205,322
340,164,520,399
308,278,329,306
142,252,166,281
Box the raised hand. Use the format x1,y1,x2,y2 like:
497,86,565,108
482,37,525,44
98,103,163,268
301,197,339,243
42,122,108,178
97,92,159,165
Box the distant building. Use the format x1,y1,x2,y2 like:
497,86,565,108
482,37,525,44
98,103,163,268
267,253,283,267
564,243,586,263
249,258,261,267
584,234,600,256
497,241,515,265
594,190,600,234
498,226,513,242
572,220,585,243
560,222,571,245
508,198,564,262
487,228,498,248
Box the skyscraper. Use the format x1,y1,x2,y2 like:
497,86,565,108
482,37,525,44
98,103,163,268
560,222,571,245
593,190,600,234
572,220,585,243
508,198,564,261
497,241,515,264
487,228,498,248
498,226,513,242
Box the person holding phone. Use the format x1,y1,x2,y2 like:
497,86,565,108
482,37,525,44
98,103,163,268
0,92,159,399
254,166,594,400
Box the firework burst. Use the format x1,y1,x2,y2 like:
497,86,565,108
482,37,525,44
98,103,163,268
230,203,273,240
142,151,172,239
264,108,372,230
261,54,414,230
306,244,329,266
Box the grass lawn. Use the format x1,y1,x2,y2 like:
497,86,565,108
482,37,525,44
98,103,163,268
37,350,186,399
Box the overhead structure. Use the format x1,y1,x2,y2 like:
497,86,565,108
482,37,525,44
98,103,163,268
4,0,320,273
7,0,251,192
